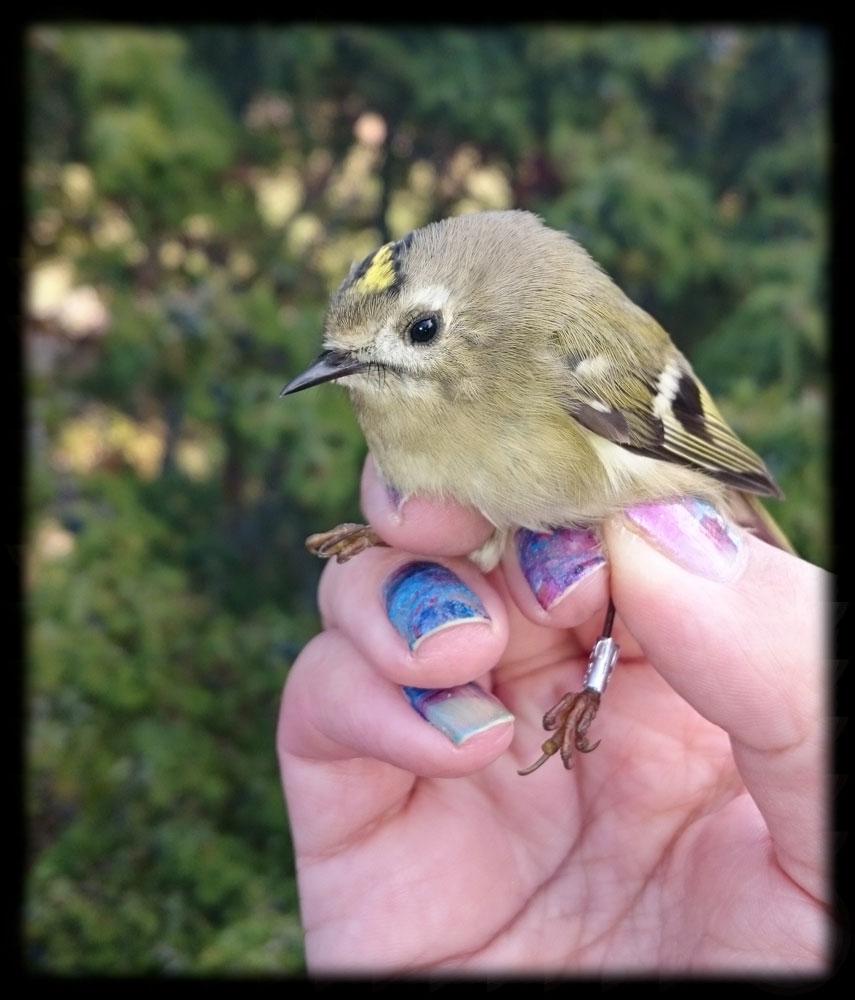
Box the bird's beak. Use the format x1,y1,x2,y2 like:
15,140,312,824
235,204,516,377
279,349,368,397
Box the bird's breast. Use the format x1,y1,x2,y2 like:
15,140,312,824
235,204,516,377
352,390,625,531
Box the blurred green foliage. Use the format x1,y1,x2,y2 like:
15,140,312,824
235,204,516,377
24,25,827,973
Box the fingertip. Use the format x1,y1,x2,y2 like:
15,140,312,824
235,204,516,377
320,548,509,689
360,454,495,557
401,682,516,775
407,619,502,686
601,506,827,752
501,525,611,629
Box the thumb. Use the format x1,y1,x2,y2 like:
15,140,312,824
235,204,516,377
603,497,831,903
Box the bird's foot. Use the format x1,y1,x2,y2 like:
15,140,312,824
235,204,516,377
305,523,388,563
517,689,601,776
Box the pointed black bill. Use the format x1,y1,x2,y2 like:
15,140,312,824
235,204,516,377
279,349,367,397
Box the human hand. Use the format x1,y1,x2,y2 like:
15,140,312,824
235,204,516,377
277,456,831,974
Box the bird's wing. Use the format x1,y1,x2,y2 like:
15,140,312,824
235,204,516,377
558,340,783,499
727,491,795,553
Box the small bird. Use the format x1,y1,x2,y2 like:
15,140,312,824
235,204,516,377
281,210,790,774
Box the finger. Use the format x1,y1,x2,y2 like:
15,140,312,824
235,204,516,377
604,498,830,901
318,547,508,689
360,453,495,557
498,525,645,661
278,629,514,786
500,525,610,630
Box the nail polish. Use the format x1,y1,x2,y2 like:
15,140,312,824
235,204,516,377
625,497,745,582
386,482,404,512
384,562,490,651
516,526,606,610
403,683,513,745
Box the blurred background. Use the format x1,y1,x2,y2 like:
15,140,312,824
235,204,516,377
24,25,828,972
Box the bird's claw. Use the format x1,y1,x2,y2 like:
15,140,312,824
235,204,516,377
518,689,602,775
305,523,387,563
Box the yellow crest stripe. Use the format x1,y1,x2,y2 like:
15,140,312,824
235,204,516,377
354,243,397,295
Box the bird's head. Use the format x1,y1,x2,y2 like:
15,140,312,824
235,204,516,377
280,210,593,407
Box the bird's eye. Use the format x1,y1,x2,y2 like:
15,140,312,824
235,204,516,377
408,314,440,345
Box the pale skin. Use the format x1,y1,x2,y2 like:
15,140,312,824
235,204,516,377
277,457,831,974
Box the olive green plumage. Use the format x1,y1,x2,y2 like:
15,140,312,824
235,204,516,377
296,210,787,566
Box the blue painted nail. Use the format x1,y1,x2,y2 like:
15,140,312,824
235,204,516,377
384,561,490,651
516,527,606,610
403,683,514,745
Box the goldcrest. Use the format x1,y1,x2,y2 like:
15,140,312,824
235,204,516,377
283,209,786,564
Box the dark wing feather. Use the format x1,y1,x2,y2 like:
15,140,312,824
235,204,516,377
563,351,783,499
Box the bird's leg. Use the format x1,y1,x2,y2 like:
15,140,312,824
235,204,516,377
305,523,388,563
518,600,620,776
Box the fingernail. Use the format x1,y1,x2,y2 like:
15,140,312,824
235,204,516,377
385,482,408,524
624,497,746,582
371,455,407,522
403,683,514,745
516,527,606,610
386,482,404,512
384,561,490,652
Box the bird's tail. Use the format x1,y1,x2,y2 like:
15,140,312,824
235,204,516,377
727,491,795,555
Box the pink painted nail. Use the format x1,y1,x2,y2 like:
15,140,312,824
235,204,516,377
624,497,746,582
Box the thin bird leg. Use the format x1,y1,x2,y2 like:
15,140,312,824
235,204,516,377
518,598,620,776
305,523,388,563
